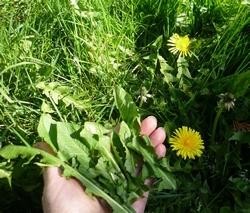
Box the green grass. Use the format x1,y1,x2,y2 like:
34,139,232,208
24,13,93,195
0,0,250,212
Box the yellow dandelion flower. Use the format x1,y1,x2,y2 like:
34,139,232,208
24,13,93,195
169,126,204,160
167,33,191,57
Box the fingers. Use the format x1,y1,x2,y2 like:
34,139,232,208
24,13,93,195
141,116,167,158
149,127,166,147
132,117,167,212
131,192,149,213
140,116,157,136
155,144,166,158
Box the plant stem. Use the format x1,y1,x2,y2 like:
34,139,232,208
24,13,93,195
211,107,224,144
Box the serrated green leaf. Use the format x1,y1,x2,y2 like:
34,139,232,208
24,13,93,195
96,136,123,175
128,136,157,166
0,145,61,167
80,127,99,150
153,167,177,190
37,81,91,110
158,55,175,86
127,136,176,190
118,122,137,176
177,56,191,79
111,132,126,167
56,122,90,167
84,122,110,135
37,114,58,153
38,114,91,169
114,86,138,128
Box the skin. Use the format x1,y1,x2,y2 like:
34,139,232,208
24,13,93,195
42,116,166,213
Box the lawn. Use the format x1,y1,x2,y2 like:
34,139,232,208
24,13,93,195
0,0,250,212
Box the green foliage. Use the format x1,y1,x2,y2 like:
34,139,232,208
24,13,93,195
0,0,250,212
0,87,176,212
0,165,12,186
209,70,250,98
114,86,139,126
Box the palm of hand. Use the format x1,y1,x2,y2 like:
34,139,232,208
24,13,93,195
42,116,166,213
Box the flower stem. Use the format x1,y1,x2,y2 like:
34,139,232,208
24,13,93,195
139,97,143,108
211,107,223,144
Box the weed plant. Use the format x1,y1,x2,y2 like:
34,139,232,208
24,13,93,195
0,0,249,212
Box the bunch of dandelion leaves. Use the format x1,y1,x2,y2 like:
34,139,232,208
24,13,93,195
0,86,176,213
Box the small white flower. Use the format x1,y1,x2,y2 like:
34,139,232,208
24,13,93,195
218,92,236,111
138,87,152,103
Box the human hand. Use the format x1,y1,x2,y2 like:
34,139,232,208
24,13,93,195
41,116,166,213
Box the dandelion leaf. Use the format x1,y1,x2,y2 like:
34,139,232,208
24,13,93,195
127,136,176,190
37,114,58,153
210,70,250,98
0,145,134,213
114,86,139,129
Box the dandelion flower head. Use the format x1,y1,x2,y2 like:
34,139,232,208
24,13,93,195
218,92,236,111
169,126,204,160
167,33,191,57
